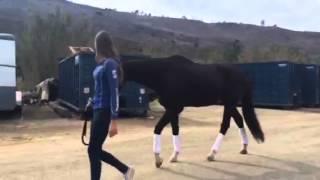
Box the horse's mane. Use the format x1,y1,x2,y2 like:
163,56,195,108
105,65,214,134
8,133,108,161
123,55,194,66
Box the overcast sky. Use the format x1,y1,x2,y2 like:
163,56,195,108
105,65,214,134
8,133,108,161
70,0,320,32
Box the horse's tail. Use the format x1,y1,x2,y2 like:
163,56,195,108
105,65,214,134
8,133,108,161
242,85,265,143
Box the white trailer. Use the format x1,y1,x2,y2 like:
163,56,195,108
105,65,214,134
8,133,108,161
0,33,20,111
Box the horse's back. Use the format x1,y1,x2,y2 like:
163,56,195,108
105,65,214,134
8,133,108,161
197,64,251,91
167,55,194,64
204,64,252,102
148,55,194,68
163,63,250,105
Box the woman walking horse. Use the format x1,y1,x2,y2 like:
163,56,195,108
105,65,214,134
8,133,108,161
122,55,265,168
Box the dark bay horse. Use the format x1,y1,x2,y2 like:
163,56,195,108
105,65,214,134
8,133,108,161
122,55,265,168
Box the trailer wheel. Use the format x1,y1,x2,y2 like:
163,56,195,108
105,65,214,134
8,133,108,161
13,105,23,119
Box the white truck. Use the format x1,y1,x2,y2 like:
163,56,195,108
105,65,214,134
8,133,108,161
0,33,21,112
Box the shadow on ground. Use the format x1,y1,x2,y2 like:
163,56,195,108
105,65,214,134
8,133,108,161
160,154,320,180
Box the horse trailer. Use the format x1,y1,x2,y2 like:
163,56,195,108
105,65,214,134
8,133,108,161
237,61,302,108
0,33,20,112
58,52,149,116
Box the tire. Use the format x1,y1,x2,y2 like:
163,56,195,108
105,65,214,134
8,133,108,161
13,105,23,119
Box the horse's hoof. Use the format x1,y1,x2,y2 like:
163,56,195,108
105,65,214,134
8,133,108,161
207,154,215,162
240,149,248,155
169,155,178,163
155,158,163,168
169,158,178,163
155,154,163,168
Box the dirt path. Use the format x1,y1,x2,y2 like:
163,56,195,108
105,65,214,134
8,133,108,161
1,106,320,179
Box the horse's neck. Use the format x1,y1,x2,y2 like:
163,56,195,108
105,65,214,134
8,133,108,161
124,62,163,92
123,56,194,92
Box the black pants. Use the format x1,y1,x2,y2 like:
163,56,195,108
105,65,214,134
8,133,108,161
88,108,128,180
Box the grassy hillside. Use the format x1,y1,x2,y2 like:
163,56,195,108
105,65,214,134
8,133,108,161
1,0,320,89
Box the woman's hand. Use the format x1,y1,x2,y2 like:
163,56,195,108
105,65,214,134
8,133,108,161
109,120,118,138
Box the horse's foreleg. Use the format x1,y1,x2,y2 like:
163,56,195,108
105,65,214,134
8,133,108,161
153,112,170,168
232,108,249,154
207,106,232,161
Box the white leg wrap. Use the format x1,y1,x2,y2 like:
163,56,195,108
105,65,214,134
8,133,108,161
211,133,224,152
153,134,161,154
239,128,249,145
172,135,181,153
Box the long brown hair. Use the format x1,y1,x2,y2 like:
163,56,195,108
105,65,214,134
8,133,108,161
95,31,123,83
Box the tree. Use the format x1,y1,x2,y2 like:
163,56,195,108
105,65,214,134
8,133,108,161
194,38,199,48
223,40,243,63
18,8,94,89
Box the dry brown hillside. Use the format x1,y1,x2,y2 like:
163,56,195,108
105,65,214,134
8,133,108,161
1,0,320,88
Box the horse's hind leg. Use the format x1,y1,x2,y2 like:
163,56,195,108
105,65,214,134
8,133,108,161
232,108,249,154
153,111,170,168
207,105,232,161
169,107,184,163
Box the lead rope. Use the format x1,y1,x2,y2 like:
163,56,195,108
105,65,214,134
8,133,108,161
81,98,93,146
81,118,89,146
